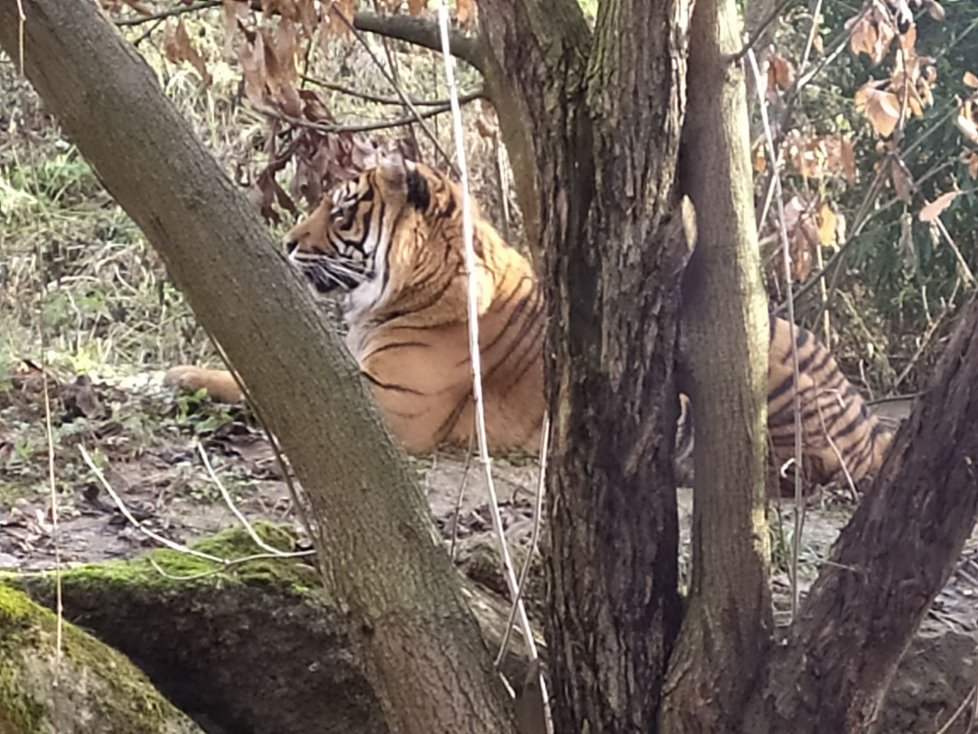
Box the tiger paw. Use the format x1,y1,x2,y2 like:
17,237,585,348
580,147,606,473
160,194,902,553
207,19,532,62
163,366,243,404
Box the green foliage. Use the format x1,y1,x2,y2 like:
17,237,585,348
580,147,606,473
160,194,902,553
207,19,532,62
767,2,978,390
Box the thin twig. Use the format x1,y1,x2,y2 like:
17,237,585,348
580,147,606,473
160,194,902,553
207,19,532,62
798,0,825,74
496,413,550,667
732,0,797,62
335,8,455,169
894,278,960,390
115,0,220,26
79,445,227,564
268,103,461,135
40,362,63,684
436,4,549,727
201,327,316,548
449,433,476,561
934,683,977,734
15,0,25,73
934,216,976,286
197,443,313,558
748,48,806,618
300,74,484,108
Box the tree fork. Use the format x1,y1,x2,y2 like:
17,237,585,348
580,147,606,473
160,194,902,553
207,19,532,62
744,295,978,732
0,2,515,732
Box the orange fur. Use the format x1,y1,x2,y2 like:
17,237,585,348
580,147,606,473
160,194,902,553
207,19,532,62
167,158,891,486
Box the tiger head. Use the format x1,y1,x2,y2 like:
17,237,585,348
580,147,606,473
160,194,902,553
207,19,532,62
282,156,451,298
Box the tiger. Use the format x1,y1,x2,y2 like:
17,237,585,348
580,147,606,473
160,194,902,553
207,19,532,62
765,317,893,490
164,157,892,488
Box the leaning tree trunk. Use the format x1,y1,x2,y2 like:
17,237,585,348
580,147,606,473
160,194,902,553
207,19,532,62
0,3,515,732
659,0,772,730
743,295,978,732
479,1,692,730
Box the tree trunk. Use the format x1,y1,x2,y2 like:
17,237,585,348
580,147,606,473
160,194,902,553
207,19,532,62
744,296,978,732
659,0,772,730
479,1,692,730
0,3,514,732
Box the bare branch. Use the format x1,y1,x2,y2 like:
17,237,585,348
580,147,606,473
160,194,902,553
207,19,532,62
353,10,486,74
113,2,487,76
301,74,484,107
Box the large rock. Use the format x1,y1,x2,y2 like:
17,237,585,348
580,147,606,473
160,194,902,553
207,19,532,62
0,584,202,734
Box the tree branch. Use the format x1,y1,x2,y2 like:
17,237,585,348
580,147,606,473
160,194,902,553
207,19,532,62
353,11,486,74
745,296,978,732
113,2,487,76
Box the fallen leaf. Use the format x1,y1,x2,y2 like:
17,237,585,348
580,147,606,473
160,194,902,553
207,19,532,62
816,202,839,246
890,160,914,204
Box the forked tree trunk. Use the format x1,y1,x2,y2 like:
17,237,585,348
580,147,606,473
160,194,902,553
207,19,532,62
659,0,772,729
744,296,978,733
479,1,692,730
0,3,514,732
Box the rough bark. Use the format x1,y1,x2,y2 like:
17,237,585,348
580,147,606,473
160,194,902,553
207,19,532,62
658,0,773,730
478,1,692,730
0,3,514,732
744,296,978,732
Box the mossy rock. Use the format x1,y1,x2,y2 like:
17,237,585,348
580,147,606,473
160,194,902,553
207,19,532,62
0,584,202,734
9,523,387,734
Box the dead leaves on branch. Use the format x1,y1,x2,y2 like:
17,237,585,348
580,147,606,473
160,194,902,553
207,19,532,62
163,19,212,85
957,73,978,180
853,23,937,140
103,0,475,222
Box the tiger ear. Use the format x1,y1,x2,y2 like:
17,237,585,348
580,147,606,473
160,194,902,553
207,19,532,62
375,156,430,212
404,162,430,212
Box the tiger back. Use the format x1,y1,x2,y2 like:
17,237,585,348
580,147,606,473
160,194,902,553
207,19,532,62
766,317,893,489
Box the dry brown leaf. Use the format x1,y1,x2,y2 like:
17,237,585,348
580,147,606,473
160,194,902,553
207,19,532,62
163,19,212,86
752,140,767,174
919,190,959,223
855,85,901,137
239,32,268,108
890,160,914,204
768,54,796,91
964,71,978,90
816,202,839,246
456,0,475,24
119,0,152,15
408,0,426,15
957,111,978,145
326,0,356,36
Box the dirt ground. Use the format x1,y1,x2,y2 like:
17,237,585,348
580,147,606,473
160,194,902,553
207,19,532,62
3,362,977,639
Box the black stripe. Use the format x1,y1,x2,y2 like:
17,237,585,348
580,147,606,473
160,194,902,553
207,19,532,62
362,341,432,361
362,371,425,395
